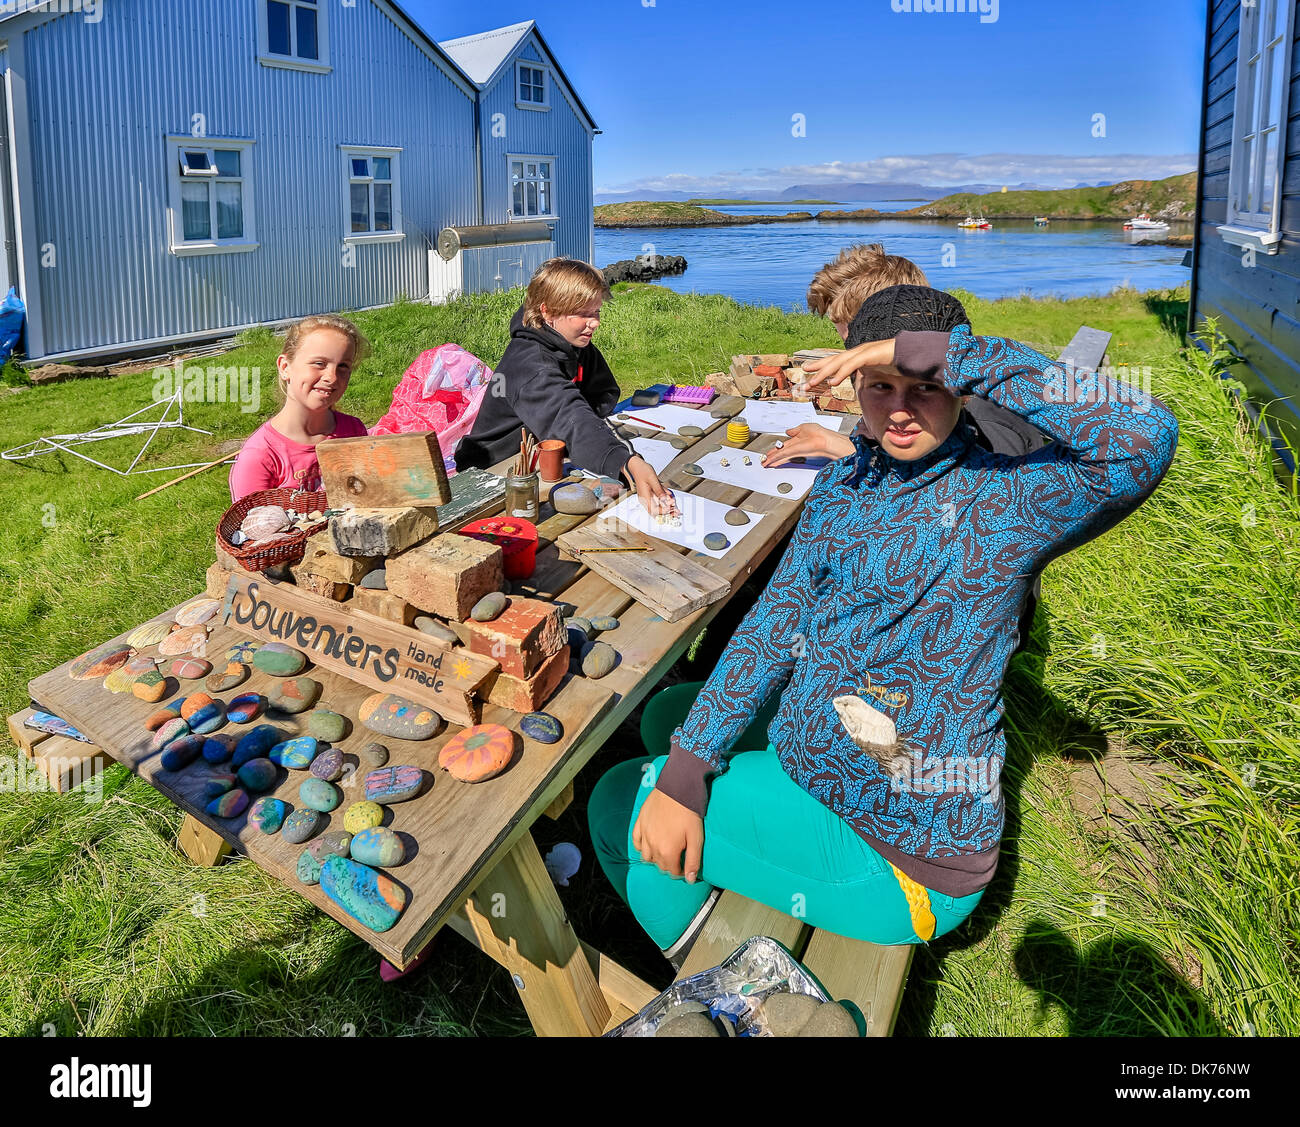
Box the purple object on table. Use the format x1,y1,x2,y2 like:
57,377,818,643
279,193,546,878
663,385,716,406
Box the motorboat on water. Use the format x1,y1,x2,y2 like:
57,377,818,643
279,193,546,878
1123,213,1169,230
1034,216,1050,225
958,216,993,230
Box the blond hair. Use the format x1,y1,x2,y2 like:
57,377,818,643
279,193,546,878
276,314,369,401
807,244,928,324
523,258,612,329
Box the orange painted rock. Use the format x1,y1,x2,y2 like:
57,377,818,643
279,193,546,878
438,724,515,783
180,693,216,721
69,642,134,680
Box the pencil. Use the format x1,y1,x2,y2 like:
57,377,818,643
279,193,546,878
577,546,651,553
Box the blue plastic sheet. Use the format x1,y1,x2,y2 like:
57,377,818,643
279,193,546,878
0,287,25,366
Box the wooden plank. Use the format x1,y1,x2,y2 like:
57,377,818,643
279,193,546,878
317,431,451,508
1056,326,1112,374
30,735,110,794
437,466,508,530
178,813,232,867
800,930,913,1037
7,708,52,756
674,890,810,979
542,779,574,820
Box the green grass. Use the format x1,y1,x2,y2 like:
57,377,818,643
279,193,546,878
900,171,1198,222
0,282,1294,1037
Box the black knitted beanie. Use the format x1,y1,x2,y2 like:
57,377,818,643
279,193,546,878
847,285,971,348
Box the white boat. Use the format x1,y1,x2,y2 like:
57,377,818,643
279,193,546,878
958,215,993,230
1123,213,1169,230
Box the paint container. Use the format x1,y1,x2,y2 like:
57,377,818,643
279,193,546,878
538,440,567,483
458,517,539,581
505,471,540,522
726,420,751,448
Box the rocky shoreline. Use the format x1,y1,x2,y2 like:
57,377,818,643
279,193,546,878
602,253,688,284
596,209,1197,229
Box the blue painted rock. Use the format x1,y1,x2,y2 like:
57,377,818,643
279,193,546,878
283,808,323,845
310,746,345,782
550,483,601,516
70,641,134,680
206,789,249,819
580,641,618,680
343,801,384,834
236,757,277,793
104,655,158,694
225,640,260,664
131,670,170,703
296,850,323,885
205,662,249,693
359,743,389,768
589,615,620,633
268,677,322,715
308,831,353,862
202,772,238,799
227,694,264,724
150,717,191,751
308,710,348,743
350,826,406,868
249,796,288,835
144,700,186,731
299,777,340,813
253,643,308,677
160,734,203,771
470,591,508,622
232,725,280,767
171,658,212,680
270,736,318,770
187,701,227,736
520,712,563,744
363,765,424,805
320,856,408,933
202,734,238,764
359,568,387,590
358,693,441,741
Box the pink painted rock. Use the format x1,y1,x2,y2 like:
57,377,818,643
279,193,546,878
171,658,213,680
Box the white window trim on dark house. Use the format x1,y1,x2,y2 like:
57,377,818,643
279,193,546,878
166,137,258,257
508,155,558,222
515,61,550,111
257,0,332,75
1220,0,1295,254
340,145,405,244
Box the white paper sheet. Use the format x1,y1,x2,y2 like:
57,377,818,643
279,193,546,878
695,448,819,499
614,402,714,436
738,400,822,433
630,436,678,474
596,490,762,559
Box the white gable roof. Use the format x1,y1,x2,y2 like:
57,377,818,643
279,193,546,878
439,20,534,87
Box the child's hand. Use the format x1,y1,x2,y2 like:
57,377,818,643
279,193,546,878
633,787,705,882
624,456,679,517
801,338,898,392
762,424,855,468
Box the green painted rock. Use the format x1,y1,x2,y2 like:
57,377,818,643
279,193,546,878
249,796,288,835
350,826,406,868
236,757,277,793
253,643,308,677
308,710,348,743
268,677,321,715
470,591,508,622
299,777,341,813
320,856,408,933
296,850,323,885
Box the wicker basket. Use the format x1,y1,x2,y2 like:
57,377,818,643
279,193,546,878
216,488,329,572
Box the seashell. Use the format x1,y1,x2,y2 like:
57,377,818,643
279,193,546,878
239,505,292,541
832,696,910,778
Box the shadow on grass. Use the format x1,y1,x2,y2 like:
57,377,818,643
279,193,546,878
1143,291,1190,344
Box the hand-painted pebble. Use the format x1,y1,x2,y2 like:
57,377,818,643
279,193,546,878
725,508,751,526
682,462,703,476
581,641,618,680
343,801,384,834
144,700,186,731
249,796,288,834
150,717,191,751
205,662,249,693
359,568,387,590
270,735,319,770
171,658,212,681
439,724,515,783
160,735,204,771
202,772,238,799
128,621,173,648
296,850,323,885
70,641,135,681
413,617,459,645
589,615,620,633
520,712,563,744
470,591,508,622
320,856,408,933
359,743,390,768
174,598,221,627
206,789,249,819
181,693,215,721
158,628,208,657
299,777,341,813
777,482,794,494
363,765,424,805
310,746,345,782
282,808,323,845
703,532,731,551
236,758,277,793
358,693,442,741
104,656,158,694
308,710,348,743
189,702,227,735
268,677,322,716
252,642,308,677
232,725,280,767
227,694,264,724
308,831,353,862
550,483,601,516
202,734,238,764
131,671,170,703
544,842,582,886
350,827,406,868
224,640,259,664
679,424,705,438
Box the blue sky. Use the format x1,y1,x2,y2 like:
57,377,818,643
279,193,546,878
407,0,1204,193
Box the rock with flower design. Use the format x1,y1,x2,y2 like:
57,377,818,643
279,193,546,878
358,693,441,741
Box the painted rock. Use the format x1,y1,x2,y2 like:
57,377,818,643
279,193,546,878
310,746,345,782
363,765,424,805
131,671,170,703
225,640,260,664
189,703,227,736
544,842,582,887
144,700,186,731
343,801,384,835
320,856,408,933
581,641,618,680
202,734,238,764
232,725,280,767
589,615,620,633
268,677,322,715
439,724,515,783
252,643,308,677
565,616,592,638
249,796,288,835
236,758,277,793
470,591,508,622
104,656,158,694
283,809,323,845
206,662,249,693
682,463,704,477
70,642,134,681
670,436,691,450
270,736,318,770
679,424,705,438
777,481,794,495
171,658,212,681
296,850,323,885
350,827,406,868
160,735,204,771
206,789,249,819
308,710,348,743
550,483,601,516
174,598,221,627
703,532,731,551
413,617,459,645
359,743,389,768
725,508,751,526
128,621,173,648
299,777,341,813
181,693,216,721
201,771,238,799
520,712,563,744
631,389,661,407
358,694,442,741
308,831,353,862
227,694,264,725
150,717,191,751
359,568,387,590
158,628,208,657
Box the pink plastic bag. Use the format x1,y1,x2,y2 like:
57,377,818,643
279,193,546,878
370,344,494,473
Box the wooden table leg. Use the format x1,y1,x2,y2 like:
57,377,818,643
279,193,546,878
177,814,231,867
458,829,611,1036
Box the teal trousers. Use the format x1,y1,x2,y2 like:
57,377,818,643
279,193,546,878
587,682,984,950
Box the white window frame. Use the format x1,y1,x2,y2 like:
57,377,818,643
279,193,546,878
515,61,550,111
339,145,405,244
508,154,558,222
1220,0,1295,254
166,137,258,257
257,0,332,75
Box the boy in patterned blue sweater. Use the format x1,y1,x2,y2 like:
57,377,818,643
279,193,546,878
587,286,1179,962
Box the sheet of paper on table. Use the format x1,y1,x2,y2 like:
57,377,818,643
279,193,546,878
695,448,819,499
597,490,763,559
615,402,715,435
630,436,677,474
738,400,824,433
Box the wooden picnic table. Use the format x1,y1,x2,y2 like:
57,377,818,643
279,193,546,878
26,396,857,1036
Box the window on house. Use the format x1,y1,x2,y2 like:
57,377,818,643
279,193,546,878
509,157,556,219
517,63,549,109
259,0,330,72
169,139,256,255
341,148,402,240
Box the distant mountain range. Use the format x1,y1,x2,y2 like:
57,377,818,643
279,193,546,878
594,180,1097,205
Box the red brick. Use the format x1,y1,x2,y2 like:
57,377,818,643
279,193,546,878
482,644,570,713
462,597,566,679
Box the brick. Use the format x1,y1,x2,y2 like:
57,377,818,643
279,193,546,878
482,644,570,713
329,506,438,558
293,543,379,586
461,597,566,679
387,536,503,621
349,586,418,626
215,545,245,572
296,573,351,601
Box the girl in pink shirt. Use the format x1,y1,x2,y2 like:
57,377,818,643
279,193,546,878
229,314,371,501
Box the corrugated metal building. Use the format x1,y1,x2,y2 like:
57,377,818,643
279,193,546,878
0,1,599,363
